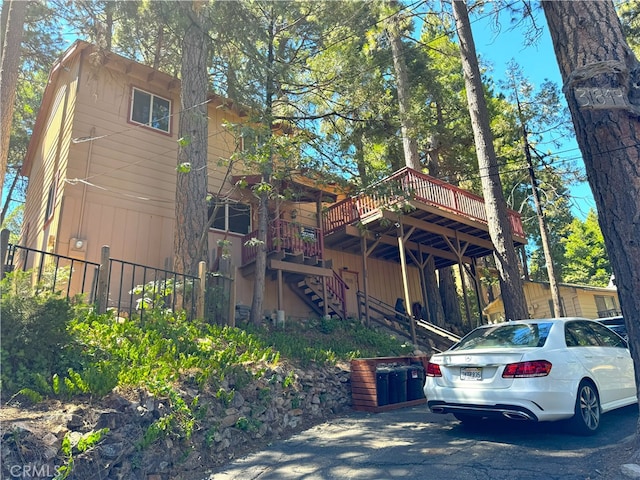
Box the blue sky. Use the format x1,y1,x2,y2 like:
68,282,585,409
470,7,596,220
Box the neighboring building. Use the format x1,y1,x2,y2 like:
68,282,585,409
20,40,527,327
483,280,621,323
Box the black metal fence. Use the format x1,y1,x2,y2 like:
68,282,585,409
1,231,203,321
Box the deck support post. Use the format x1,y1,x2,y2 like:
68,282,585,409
277,268,283,311
361,235,370,326
397,221,417,345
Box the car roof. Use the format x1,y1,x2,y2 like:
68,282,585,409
480,317,592,328
597,316,624,322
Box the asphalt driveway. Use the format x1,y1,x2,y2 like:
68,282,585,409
204,404,639,480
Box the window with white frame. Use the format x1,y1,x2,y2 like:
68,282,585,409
130,87,171,133
208,199,251,235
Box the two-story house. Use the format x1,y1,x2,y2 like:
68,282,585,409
20,40,527,335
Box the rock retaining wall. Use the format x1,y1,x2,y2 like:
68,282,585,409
0,363,352,480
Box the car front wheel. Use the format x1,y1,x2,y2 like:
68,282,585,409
569,381,600,435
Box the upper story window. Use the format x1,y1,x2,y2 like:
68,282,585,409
208,199,251,235
130,87,171,133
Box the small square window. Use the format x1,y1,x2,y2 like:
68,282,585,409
130,87,171,133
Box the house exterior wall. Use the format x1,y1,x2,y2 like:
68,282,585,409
484,281,619,322
25,44,250,271
21,41,426,321
57,49,182,267
22,53,81,261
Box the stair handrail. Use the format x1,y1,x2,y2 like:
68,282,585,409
356,291,461,343
326,271,348,319
357,292,412,324
415,319,461,343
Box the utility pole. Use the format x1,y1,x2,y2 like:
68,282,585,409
515,93,563,317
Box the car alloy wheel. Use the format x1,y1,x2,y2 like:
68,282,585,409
571,381,600,435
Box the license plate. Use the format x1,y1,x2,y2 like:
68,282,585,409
460,367,482,381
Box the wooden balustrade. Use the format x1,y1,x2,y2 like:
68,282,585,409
323,167,525,238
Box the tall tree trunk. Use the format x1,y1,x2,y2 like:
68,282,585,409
542,1,640,451
354,128,367,182
387,6,457,332
387,19,420,170
439,266,463,328
250,8,276,326
174,3,209,276
424,257,446,327
153,24,164,70
452,0,528,321
0,167,19,224
0,0,27,200
427,99,465,329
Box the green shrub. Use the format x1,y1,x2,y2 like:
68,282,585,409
1,271,76,399
1,267,412,447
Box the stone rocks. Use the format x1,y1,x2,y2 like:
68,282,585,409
0,362,352,480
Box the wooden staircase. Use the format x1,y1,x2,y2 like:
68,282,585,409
357,292,460,352
288,275,346,320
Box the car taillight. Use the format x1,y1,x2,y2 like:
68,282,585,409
427,362,442,377
502,360,552,378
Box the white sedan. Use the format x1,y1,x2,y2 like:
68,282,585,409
423,318,637,435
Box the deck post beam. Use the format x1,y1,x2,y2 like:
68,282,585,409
361,235,371,327
417,246,432,322
277,268,284,311
397,221,417,345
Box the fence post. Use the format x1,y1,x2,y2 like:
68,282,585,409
97,245,110,313
0,229,9,280
228,266,236,327
197,261,206,320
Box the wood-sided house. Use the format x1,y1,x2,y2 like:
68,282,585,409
483,280,621,323
20,40,527,333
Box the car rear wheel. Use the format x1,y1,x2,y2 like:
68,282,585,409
569,381,600,435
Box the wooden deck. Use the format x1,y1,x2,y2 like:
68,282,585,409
322,167,526,269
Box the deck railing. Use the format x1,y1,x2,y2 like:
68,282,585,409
241,219,323,266
323,167,524,238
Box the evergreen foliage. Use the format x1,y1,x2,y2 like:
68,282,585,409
561,209,612,286
0,271,76,397
0,269,409,403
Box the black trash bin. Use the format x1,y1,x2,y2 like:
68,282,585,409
406,364,426,401
376,367,391,406
388,366,408,404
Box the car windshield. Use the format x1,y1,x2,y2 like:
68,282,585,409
452,322,553,350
